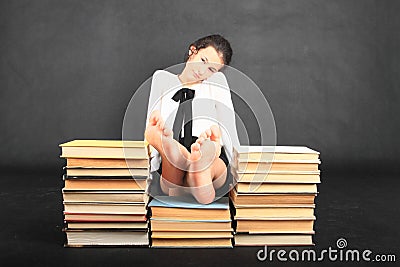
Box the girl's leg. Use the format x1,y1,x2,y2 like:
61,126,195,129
145,110,190,194
185,125,228,204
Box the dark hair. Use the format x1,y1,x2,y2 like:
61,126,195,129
185,34,233,65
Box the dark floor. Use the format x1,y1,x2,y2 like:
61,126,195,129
0,170,399,267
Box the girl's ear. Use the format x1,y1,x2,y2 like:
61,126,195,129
188,45,197,56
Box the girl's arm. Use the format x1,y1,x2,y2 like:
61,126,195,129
210,72,240,160
146,70,164,127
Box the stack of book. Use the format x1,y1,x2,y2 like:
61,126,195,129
230,146,321,246
148,196,233,248
59,140,150,247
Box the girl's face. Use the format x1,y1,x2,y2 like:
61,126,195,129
184,46,225,82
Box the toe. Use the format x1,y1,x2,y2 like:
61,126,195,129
199,132,208,139
149,110,160,125
162,127,173,137
205,129,212,138
191,142,200,152
190,143,202,161
196,136,205,144
210,125,221,141
149,115,158,126
156,118,164,130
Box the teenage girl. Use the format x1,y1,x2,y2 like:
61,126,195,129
145,34,240,204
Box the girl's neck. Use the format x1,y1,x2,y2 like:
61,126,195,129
178,73,201,88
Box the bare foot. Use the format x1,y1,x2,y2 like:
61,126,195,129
195,125,222,159
186,141,215,204
184,126,223,204
189,139,217,172
145,110,189,170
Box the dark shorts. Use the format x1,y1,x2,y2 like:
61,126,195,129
153,136,232,198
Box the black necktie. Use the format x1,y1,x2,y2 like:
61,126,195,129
172,88,195,148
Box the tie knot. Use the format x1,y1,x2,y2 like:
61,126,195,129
172,88,195,103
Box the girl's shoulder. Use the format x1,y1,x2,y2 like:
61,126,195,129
151,70,181,95
206,71,227,81
152,69,177,80
204,72,229,91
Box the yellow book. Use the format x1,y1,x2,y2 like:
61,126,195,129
235,183,318,194
234,234,314,246
151,231,233,239
234,146,320,161
60,140,149,159
60,140,148,148
151,238,232,248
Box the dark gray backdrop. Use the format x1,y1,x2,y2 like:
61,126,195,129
1,0,399,173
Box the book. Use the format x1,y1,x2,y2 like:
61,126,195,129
149,220,232,232
148,196,230,209
64,179,147,191
64,229,149,246
234,205,315,218
230,190,316,205
233,172,320,183
149,196,230,221
150,207,230,221
65,168,149,177
235,161,320,172
151,231,233,239
235,183,318,194
62,190,147,203
66,158,149,168
234,146,320,161
151,238,232,248
236,217,315,233
63,202,147,215
64,213,147,222
233,146,320,172
60,140,149,159
234,234,314,246
66,222,148,229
